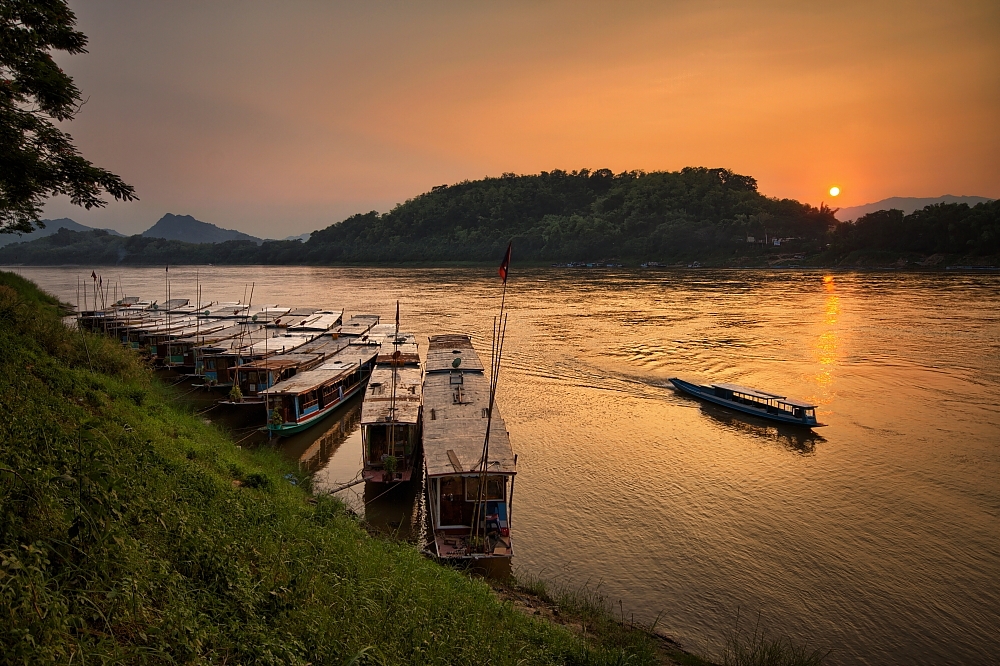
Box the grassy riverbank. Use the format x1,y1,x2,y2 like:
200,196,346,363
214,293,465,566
0,270,671,664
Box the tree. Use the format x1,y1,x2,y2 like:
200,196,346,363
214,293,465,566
1,0,135,234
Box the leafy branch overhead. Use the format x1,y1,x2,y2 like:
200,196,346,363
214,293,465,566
0,0,135,234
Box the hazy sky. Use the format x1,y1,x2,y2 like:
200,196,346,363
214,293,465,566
42,1,1000,237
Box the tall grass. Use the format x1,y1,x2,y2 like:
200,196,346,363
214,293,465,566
0,271,659,665
721,609,829,666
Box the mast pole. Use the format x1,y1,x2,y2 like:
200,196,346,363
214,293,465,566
471,244,511,550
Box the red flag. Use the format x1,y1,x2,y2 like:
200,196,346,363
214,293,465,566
498,242,512,284
91,270,97,281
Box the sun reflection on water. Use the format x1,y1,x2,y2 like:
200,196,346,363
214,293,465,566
814,275,840,389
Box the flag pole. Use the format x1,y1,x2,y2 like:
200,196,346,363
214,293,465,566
471,241,512,552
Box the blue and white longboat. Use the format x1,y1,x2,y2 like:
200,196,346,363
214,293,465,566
670,378,824,428
263,340,379,436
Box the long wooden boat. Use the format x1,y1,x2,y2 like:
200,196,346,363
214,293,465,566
361,331,422,483
669,378,824,427
198,330,317,387
165,322,262,373
423,334,516,560
263,342,379,436
226,336,351,406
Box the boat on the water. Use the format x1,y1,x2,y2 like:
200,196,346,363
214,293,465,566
423,334,516,560
361,329,422,483
262,341,379,436
669,378,824,427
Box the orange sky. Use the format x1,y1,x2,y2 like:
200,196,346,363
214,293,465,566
43,1,1000,237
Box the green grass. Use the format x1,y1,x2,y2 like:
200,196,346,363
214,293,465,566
0,271,661,665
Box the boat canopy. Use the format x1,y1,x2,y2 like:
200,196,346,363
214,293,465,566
361,365,422,426
337,314,381,337
262,346,378,397
423,335,514,478
711,383,817,409
425,334,486,373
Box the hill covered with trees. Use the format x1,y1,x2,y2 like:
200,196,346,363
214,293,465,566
0,167,997,267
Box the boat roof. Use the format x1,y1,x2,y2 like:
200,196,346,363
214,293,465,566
422,335,514,477
361,365,423,425
711,383,817,408
292,335,351,356
201,303,249,318
172,323,261,346
231,332,318,357
146,320,229,339
337,314,380,337
288,311,343,331
426,334,486,373
370,330,420,365
239,353,325,371
262,345,379,396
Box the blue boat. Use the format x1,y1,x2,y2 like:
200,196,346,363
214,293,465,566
670,378,824,427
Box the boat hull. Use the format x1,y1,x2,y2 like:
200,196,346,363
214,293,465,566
670,378,824,427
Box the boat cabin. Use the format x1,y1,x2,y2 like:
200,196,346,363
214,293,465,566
711,383,818,423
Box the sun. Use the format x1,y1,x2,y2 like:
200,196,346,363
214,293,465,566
829,186,841,197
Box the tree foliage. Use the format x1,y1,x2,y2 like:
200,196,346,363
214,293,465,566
829,201,1000,256
1,0,135,234
301,167,835,263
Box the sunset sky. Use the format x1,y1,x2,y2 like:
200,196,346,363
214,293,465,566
42,1,1000,238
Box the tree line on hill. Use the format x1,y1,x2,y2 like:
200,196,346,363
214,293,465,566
0,167,996,266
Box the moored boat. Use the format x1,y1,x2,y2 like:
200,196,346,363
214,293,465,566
263,342,379,436
361,329,421,483
423,334,516,560
669,378,824,427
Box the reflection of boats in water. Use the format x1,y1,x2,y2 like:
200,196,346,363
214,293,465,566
423,335,516,560
280,393,364,475
670,378,824,428
363,480,421,540
696,402,825,453
361,321,422,484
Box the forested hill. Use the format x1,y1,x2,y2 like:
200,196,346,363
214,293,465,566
301,167,834,262
1,167,997,266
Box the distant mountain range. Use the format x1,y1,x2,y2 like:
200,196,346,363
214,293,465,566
835,195,994,222
141,213,262,244
0,218,123,247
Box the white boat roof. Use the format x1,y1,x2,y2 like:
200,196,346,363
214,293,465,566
149,320,229,338
422,335,514,478
173,323,259,346
337,314,380,337
361,365,423,425
262,345,379,395
235,332,317,356
711,383,817,408
426,333,486,373
202,303,249,318
289,311,343,331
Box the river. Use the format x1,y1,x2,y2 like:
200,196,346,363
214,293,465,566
10,265,1000,665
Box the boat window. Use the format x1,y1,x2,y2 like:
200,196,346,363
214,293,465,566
465,476,505,501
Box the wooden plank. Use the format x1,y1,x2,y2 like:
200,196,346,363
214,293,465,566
447,449,463,472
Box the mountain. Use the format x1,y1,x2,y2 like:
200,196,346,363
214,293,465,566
835,196,993,222
141,213,262,244
282,232,311,242
0,218,123,247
